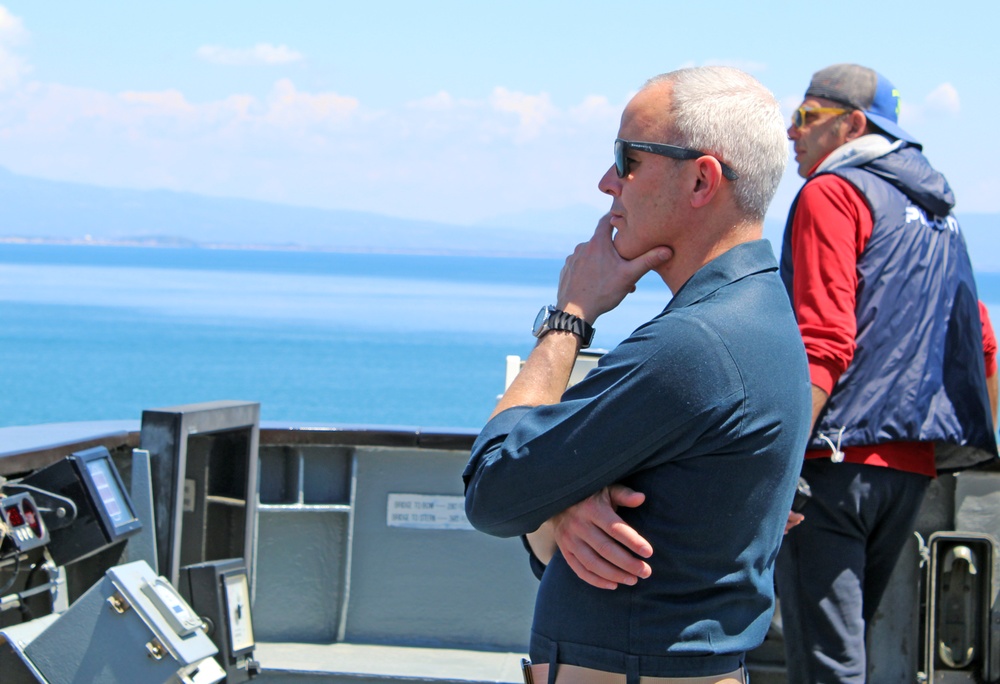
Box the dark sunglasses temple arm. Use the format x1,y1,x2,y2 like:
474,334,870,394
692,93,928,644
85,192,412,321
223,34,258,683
615,139,738,181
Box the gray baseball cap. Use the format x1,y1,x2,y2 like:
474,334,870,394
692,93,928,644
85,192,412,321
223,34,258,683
806,64,920,147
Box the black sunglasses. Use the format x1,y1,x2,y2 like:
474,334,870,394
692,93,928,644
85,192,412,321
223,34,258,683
614,138,739,181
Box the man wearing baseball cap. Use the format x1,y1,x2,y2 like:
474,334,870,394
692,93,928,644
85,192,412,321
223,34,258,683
777,63,999,682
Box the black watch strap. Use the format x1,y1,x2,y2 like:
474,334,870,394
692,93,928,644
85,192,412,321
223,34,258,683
548,309,594,348
534,306,595,349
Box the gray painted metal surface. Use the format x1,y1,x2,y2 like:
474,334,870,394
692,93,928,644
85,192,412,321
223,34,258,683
7,418,1000,682
124,448,160,570
139,401,260,587
24,561,220,684
251,442,538,681
340,446,536,651
0,614,59,684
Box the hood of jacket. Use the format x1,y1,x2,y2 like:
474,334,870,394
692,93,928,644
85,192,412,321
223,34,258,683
813,134,955,218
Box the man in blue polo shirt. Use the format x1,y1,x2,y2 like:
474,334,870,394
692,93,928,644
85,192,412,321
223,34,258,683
463,66,812,683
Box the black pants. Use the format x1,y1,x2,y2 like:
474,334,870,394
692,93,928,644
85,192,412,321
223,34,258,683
775,459,930,683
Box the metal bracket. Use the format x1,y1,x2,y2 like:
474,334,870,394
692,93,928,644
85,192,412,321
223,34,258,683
107,591,130,615
146,637,166,660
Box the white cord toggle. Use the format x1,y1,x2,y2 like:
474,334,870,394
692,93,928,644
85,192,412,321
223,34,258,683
817,427,846,463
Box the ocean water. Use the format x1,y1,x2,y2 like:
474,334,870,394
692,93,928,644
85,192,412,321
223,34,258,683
2,244,999,430
0,244,672,429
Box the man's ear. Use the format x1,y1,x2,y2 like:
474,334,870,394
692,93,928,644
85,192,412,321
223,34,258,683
845,110,869,141
689,157,724,209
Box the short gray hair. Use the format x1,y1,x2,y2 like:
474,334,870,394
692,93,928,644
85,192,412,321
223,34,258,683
645,67,787,221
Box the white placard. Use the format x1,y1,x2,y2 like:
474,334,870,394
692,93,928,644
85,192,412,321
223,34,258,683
224,573,255,652
386,493,473,530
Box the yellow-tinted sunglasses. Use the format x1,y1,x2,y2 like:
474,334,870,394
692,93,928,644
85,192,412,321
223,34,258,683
792,106,849,129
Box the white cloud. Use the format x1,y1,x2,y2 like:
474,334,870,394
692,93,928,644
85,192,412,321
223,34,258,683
265,78,359,127
118,80,360,131
488,87,558,142
568,95,618,124
0,10,608,220
196,43,304,66
0,45,26,89
924,82,960,115
407,91,455,112
121,89,196,115
0,68,623,223
899,81,961,130
0,78,363,155
0,6,27,43
0,6,29,90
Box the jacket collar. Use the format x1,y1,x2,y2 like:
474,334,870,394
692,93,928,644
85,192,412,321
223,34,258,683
813,134,902,175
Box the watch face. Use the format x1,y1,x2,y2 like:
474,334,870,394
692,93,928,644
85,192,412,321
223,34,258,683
532,306,552,337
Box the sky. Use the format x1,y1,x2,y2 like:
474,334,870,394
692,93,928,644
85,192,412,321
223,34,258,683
0,1,996,231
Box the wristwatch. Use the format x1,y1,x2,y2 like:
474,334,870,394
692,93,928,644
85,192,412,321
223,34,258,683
532,305,595,349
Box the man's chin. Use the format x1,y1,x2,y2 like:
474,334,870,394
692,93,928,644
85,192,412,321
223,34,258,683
611,234,629,259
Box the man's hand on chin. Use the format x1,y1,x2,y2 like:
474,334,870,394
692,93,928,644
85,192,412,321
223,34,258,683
557,215,672,324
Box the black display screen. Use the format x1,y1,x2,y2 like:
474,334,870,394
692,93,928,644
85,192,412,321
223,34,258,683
85,457,135,530
74,448,142,540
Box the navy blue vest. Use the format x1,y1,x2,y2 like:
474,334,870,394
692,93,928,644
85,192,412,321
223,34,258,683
781,155,997,472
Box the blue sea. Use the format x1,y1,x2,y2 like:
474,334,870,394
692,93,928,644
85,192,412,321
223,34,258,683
2,244,999,430
0,244,674,429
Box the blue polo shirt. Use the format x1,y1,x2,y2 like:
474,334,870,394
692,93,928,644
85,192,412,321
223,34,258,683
464,240,812,678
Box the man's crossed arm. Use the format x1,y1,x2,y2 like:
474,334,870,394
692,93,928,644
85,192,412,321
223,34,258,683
526,484,653,590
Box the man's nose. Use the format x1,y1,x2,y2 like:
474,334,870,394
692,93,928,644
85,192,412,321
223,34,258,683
787,123,800,141
598,164,621,196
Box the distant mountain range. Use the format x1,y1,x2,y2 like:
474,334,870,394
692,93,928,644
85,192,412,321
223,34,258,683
0,167,597,258
0,167,997,269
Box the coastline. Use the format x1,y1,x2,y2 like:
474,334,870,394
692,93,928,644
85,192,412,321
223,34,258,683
0,235,571,259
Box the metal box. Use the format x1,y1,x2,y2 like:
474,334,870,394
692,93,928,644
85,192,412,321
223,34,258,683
139,401,260,588
179,559,258,682
23,560,224,684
